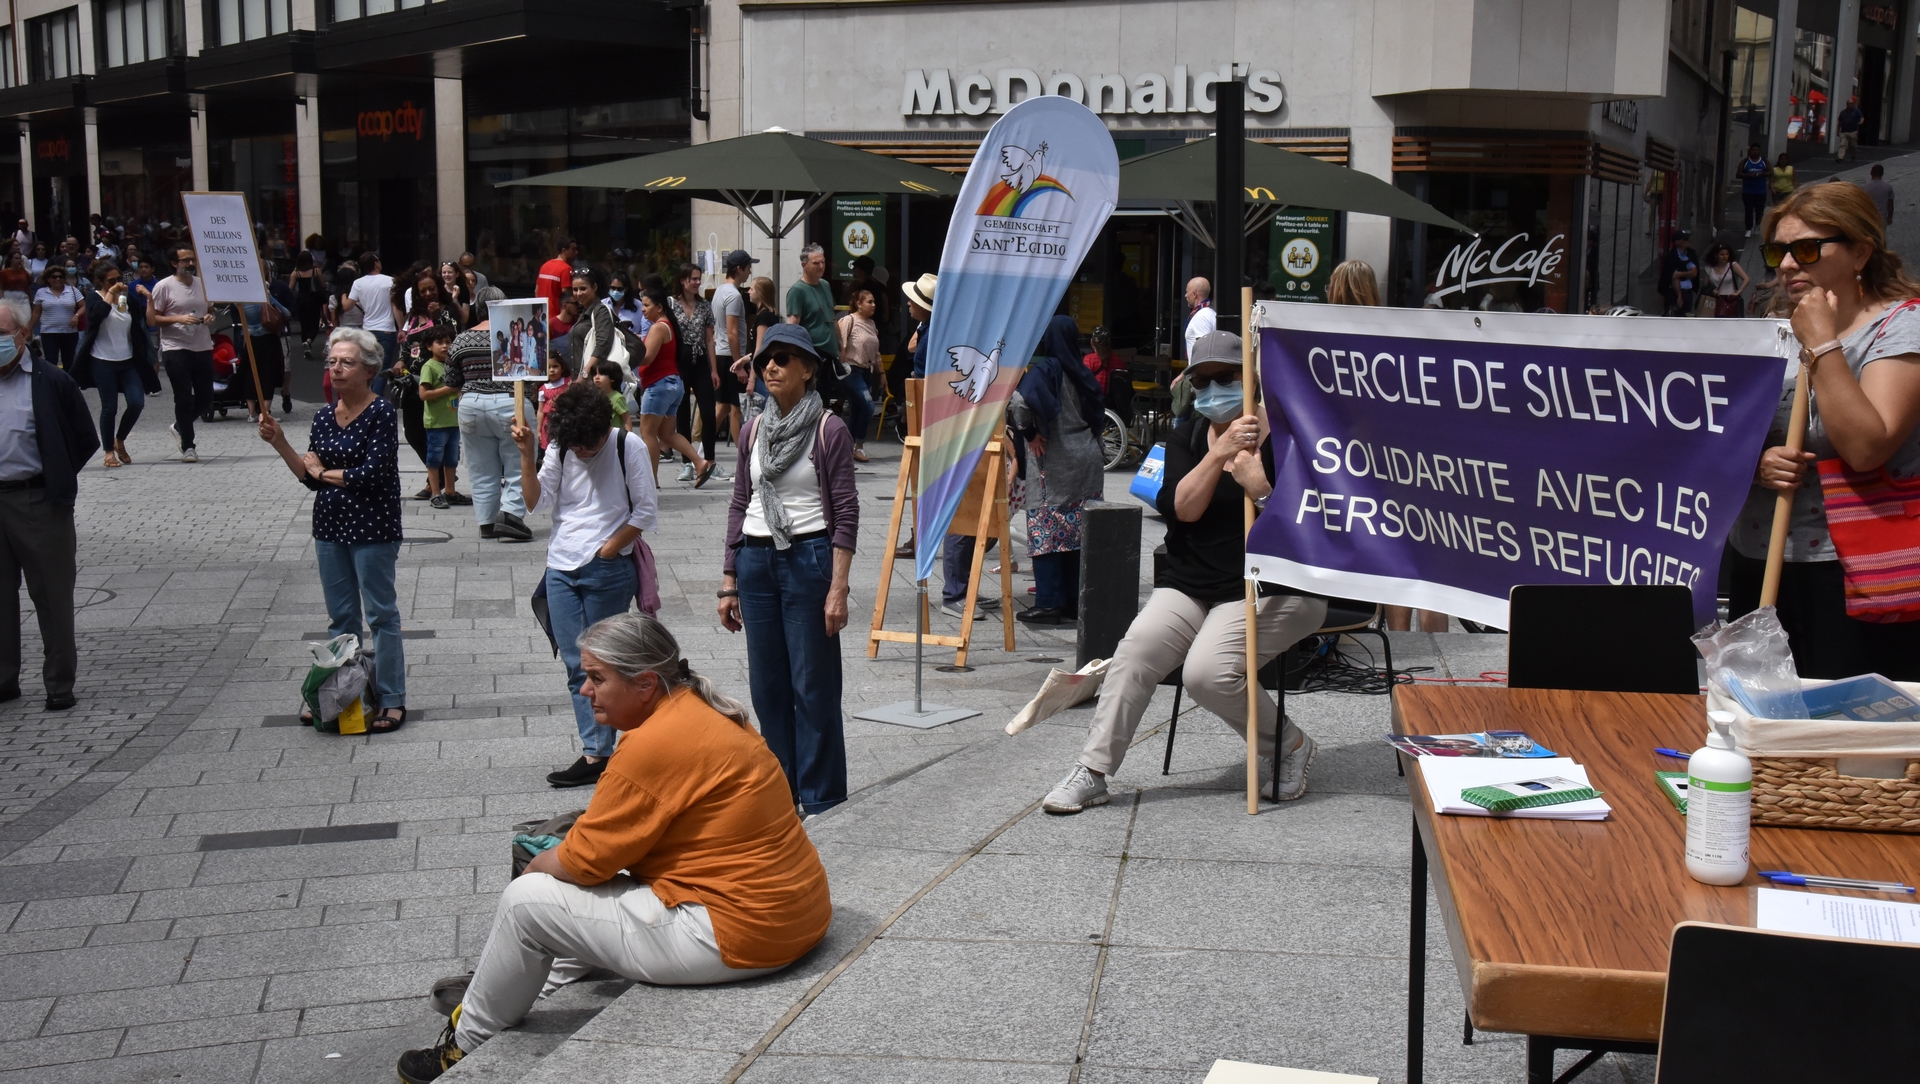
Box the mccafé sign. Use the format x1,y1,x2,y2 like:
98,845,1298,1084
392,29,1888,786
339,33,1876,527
358,101,425,141
903,64,1283,117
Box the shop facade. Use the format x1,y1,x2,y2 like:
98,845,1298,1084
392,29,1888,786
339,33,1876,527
0,0,692,294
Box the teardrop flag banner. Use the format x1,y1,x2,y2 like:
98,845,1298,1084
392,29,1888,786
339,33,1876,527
914,96,1119,581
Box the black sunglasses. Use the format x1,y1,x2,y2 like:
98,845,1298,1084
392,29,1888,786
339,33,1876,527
1186,368,1242,390
756,349,809,370
1761,234,1850,269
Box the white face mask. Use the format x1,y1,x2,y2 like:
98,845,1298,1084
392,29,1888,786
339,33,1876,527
1193,381,1245,422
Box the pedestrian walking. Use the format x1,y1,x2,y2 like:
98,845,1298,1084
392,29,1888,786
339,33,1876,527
1040,330,1329,815
1010,315,1106,626
1658,230,1697,316
450,291,533,543
634,288,713,485
1702,244,1750,318
239,264,292,424
783,244,838,378
347,251,399,368
536,237,579,313
1182,276,1215,358
1730,180,1920,680
289,250,327,354
149,244,217,462
712,250,755,448
0,295,96,711
566,268,616,391
834,286,880,462
75,261,156,469
719,323,858,816
1861,163,1895,226
1837,97,1863,162
510,382,657,788
670,263,720,481
1738,143,1770,236
1771,153,1797,204
258,328,408,731
30,265,83,372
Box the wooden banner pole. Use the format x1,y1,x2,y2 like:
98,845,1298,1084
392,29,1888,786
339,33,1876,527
232,304,268,409
1759,358,1810,608
513,379,527,429
1243,286,1259,816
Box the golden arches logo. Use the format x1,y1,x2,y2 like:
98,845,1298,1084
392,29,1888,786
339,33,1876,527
1245,186,1276,201
899,180,938,193
645,175,688,188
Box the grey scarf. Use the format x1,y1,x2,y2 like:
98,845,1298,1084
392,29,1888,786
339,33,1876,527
753,390,824,549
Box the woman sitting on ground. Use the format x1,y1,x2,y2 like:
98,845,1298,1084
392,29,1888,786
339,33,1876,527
396,613,832,1084
1042,331,1328,814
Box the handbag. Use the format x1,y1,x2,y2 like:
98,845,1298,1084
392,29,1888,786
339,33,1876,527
611,432,661,615
1813,298,1920,623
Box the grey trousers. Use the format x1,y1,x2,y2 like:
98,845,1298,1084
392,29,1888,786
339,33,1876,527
0,487,78,699
1080,588,1327,777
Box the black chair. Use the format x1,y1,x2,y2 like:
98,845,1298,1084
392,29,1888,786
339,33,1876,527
1506,584,1698,694
1158,596,1394,802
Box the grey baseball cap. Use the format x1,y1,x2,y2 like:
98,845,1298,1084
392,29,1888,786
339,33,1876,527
1188,330,1244,370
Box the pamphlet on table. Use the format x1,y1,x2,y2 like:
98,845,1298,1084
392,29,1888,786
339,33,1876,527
1416,757,1611,820
1384,730,1556,758
1754,887,1920,944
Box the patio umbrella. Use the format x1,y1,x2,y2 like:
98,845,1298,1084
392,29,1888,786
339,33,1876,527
502,128,963,299
1118,137,1474,245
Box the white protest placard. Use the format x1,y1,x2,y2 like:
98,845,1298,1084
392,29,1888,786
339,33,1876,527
180,192,268,304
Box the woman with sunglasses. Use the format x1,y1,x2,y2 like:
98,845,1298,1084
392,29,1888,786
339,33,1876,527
719,324,858,817
75,260,157,468
31,265,83,371
256,328,409,732
1727,181,1920,679
1042,330,1329,815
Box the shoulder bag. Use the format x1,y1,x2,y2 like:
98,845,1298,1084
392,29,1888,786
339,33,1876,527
1815,298,1920,622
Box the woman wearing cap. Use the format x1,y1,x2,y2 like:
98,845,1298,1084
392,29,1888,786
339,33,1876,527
1042,330,1328,814
1010,315,1107,625
718,324,859,816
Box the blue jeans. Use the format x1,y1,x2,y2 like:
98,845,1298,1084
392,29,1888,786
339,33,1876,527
546,556,636,758
1033,551,1079,612
943,533,975,606
371,330,398,368
94,358,146,449
425,426,460,468
313,540,406,709
640,374,684,416
844,373,873,443
458,393,526,527
736,536,847,814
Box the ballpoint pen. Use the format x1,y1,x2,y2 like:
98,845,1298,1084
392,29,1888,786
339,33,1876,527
1759,871,1916,894
1653,747,1690,759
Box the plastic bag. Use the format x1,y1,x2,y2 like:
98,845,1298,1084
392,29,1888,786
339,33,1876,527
1691,606,1809,719
299,634,379,734
1007,659,1110,735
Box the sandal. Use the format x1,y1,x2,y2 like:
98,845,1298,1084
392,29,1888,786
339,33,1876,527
369,706,408,733
694,460,716,489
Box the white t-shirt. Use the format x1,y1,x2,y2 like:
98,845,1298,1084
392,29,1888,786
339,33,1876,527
532,430,659,572
93,303,134,361
34,285,81,334
349,273,396,332
712,281,745,357
1184,305,1216,359
741,428,825,538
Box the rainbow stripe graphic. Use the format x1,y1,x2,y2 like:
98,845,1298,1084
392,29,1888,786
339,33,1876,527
974,175,1073,218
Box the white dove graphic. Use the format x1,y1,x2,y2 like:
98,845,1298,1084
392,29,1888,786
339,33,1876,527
999,142,1047,194
948,342,1002,404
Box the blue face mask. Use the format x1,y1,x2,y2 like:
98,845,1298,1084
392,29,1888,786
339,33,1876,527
1193,381,1244,422
609,289,626,301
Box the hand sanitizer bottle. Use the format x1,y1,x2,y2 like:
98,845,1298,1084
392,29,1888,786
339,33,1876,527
1686,710,1752,885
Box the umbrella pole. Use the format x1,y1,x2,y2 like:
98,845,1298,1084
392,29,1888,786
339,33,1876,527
771,190,784,313
915,577,926,714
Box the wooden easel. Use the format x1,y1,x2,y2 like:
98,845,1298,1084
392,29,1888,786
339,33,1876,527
868,379,1016,667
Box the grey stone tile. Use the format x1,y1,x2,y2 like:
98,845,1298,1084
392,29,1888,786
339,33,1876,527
985,798,1136,858
166,906,326,940
40,977,268,1035
83,920,174,946
117,1011,299,1056
297,867,474,907
130,879,303,921
0,940,191,999
766,939,1096,1063
190,838,417,885
116,853,203,892
888,853,1118,944
1075,1066,1204,1083
0,1000,51,1043
10,894,138,931
0,1029,122,1072
133,778,355,816
183,918,456,981
259,956,471,1011
738,1054,1069,1083
0,860,131,904
0,1038,264,1082
1111,859,1428,961
1125,788,1413,869
516,1040,742,1084
0,927,91,953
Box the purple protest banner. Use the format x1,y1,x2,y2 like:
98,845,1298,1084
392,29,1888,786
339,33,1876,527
1245,304,1795,629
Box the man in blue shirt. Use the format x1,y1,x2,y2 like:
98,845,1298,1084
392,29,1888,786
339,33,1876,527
1737,143,1770,236
1838,97,1864,162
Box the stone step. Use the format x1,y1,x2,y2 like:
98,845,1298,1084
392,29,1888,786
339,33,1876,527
438,972,634,1082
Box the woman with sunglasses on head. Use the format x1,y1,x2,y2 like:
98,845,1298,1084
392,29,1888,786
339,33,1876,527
1727,181,1920,679
75,260,157,468
1041,330,1329,815
718,324,859,818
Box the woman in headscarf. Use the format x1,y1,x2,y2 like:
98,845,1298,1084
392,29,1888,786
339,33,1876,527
1010,314,1107,625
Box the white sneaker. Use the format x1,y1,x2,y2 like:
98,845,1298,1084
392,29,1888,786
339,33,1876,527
1043,764,1109,814
170,423,185,453
1275,728,1316,801
677,462,695,482
181,446,199,463
940,602,986,620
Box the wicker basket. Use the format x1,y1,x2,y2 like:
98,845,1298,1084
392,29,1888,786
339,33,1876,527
1751,757,1920,833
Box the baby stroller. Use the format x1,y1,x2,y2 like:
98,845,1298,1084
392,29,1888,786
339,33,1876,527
202,332,253,422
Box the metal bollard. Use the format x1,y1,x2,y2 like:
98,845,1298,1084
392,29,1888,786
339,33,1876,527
1077,502,1142,669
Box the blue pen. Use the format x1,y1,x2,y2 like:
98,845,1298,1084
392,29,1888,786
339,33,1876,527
1654,747,1691,759
1761,871,1916,893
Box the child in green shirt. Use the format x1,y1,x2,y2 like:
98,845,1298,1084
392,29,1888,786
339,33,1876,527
417,326,464,508
592,359,632,432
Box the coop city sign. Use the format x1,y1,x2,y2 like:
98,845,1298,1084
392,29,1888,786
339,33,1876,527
902,64,1283,117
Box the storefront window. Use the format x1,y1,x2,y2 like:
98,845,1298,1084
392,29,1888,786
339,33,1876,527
212,136,301,265
321,87,437,269
466,98,690,295
1390,172,1578,313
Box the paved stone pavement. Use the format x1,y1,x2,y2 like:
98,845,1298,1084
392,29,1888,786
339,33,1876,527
0,392,1654,1083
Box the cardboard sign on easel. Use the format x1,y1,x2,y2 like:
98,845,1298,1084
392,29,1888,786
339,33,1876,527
180,192,268,406
868,379,1016,667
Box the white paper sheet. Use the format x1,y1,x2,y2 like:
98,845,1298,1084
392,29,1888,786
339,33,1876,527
1204,1060,1378,1084
1414,757,1612,820
1753,886,1920,944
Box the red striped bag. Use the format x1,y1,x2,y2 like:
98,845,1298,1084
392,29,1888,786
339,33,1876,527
1817,458,1920,622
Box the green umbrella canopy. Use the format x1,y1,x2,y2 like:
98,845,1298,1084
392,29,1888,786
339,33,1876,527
503,129,960,299
1119,138,1474,238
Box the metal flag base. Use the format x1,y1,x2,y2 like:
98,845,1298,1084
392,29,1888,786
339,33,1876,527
855,577,982,730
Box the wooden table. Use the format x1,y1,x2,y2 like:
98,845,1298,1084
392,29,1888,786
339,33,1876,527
1393,685,1920,1083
